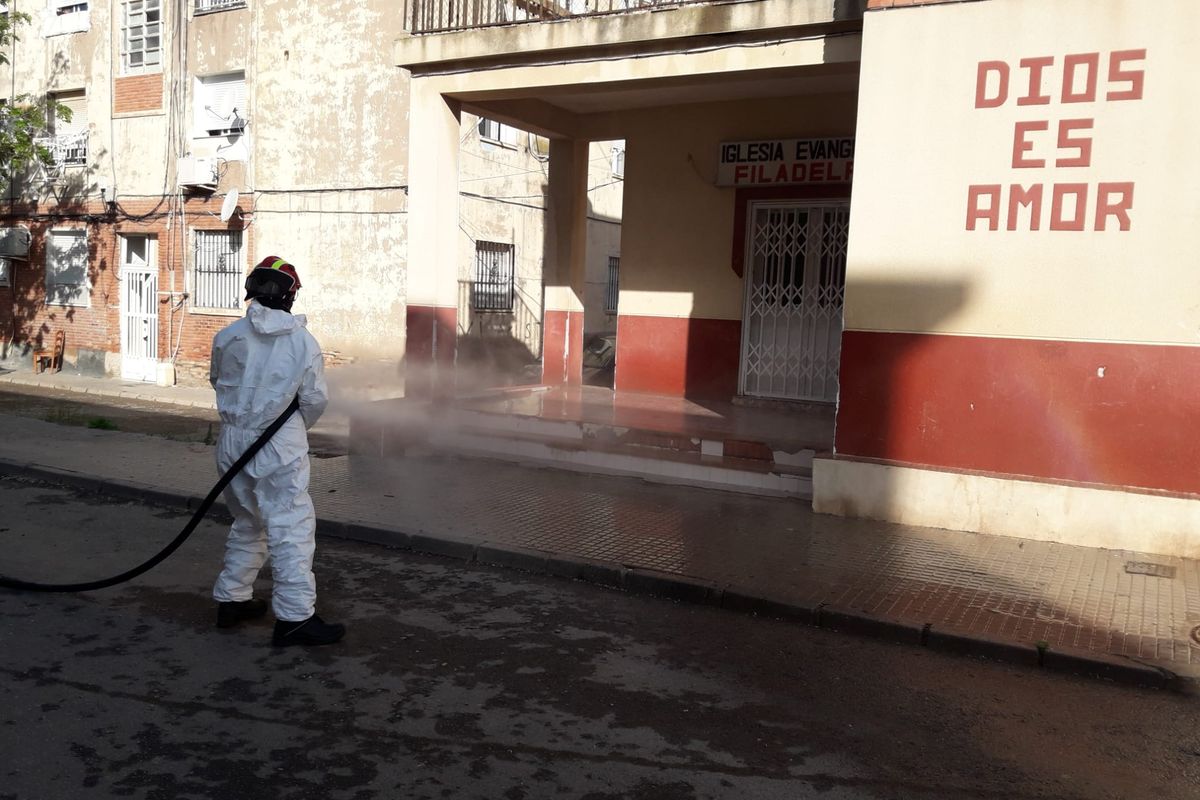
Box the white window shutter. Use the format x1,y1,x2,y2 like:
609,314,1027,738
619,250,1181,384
197,72,246,134
46,229,88,306
57,93,87,135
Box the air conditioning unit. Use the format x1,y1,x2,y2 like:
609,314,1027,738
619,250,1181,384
176,156,218,191
0,226,32,259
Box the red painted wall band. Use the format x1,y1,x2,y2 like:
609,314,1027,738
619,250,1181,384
405,305,456,365
616,315,741,398
836,330,1200,495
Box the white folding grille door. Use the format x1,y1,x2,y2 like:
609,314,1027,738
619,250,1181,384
119,236,159,382
739,202,849,402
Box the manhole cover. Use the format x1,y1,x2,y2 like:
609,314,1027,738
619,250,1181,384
1125,561,1177,579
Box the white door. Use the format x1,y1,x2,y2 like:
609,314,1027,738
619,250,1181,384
119,236,158,382
739,202,850,402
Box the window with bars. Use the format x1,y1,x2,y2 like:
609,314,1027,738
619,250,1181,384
45,229,89,307
605,256,620,314
192,229,244,310
472,241,514,312
122,0,161,73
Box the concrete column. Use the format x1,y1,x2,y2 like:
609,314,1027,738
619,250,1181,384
542,138,589,386
405,79,461,396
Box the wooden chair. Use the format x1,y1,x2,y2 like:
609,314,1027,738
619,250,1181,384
33,330,65,374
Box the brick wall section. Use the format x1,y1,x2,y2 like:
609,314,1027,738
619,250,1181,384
0,194,254,381
114,74,163,114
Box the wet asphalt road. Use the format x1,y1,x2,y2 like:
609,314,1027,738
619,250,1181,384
1,476,1199,800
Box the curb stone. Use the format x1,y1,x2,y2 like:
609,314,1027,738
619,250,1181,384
0,456,1191,693
623,568,723,606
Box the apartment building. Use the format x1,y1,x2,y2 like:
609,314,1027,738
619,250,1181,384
396,0,1200,557
0,0,622,385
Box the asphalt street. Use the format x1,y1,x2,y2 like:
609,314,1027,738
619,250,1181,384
1,476,1198,800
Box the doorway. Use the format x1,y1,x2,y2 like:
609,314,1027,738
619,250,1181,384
738,201,849,402
119,235,158,383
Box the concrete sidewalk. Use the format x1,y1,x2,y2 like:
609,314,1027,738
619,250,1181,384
0,365,217,410
2,412,1197,689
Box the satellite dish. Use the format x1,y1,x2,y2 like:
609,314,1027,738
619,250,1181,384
219,189,239,222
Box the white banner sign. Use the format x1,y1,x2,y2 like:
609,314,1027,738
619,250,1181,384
717,137,855,186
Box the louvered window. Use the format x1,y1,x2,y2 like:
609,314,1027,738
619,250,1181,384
123,0,161,72
195,72,247,136
45,230,89,307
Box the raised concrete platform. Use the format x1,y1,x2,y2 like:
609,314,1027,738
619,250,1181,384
349,385,835,499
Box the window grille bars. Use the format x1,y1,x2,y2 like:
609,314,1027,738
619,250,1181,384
605,256,619,313
193,230,243,310
404,0,752,34
472,241,515,312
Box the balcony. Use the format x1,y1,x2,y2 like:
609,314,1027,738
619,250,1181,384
404,0,758,34
36,132,88,168
195,0,246,14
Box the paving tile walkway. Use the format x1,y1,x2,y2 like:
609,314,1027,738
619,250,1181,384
1,387,1198,684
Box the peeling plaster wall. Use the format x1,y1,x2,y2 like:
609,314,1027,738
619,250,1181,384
246,0,410,358
0,0,115,202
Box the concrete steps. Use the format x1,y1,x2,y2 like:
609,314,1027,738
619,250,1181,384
352,402,816,500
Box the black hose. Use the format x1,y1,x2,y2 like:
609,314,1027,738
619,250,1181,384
0,396,301,593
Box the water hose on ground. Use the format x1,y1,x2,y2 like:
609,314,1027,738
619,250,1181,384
0,396,301,593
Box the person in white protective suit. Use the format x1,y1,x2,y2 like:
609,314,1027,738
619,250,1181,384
209,255,345,647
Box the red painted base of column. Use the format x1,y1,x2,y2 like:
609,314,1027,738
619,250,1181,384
616,315,741,399
836,330,1200,495
405,305,457,397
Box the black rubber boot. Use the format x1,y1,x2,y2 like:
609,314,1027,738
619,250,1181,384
272,614,346,647
216,599,269,629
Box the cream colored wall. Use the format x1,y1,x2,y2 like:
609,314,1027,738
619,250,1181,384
813,456,1200,560
456,115,549,358
617,93,858,320
455,118,625,353
0,0,126,200
849,0,1200,346
242,0,411,356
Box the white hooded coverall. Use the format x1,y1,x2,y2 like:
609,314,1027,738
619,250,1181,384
210,300,329,622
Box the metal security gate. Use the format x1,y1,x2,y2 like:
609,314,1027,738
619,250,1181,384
739,202,849,402
119,236,158,382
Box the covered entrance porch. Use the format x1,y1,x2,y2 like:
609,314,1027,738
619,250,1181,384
396,0,863,410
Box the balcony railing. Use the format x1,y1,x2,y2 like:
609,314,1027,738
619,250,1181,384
195,0,246,14
36,132,88,168
405,0,751,34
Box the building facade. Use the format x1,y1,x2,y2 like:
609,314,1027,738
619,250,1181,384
0,0,621,386
396,0,1200,557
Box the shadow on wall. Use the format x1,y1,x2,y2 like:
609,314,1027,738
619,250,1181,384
2,151,113,374
455,277,543,391
1,56,113,370
833,275,971,472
